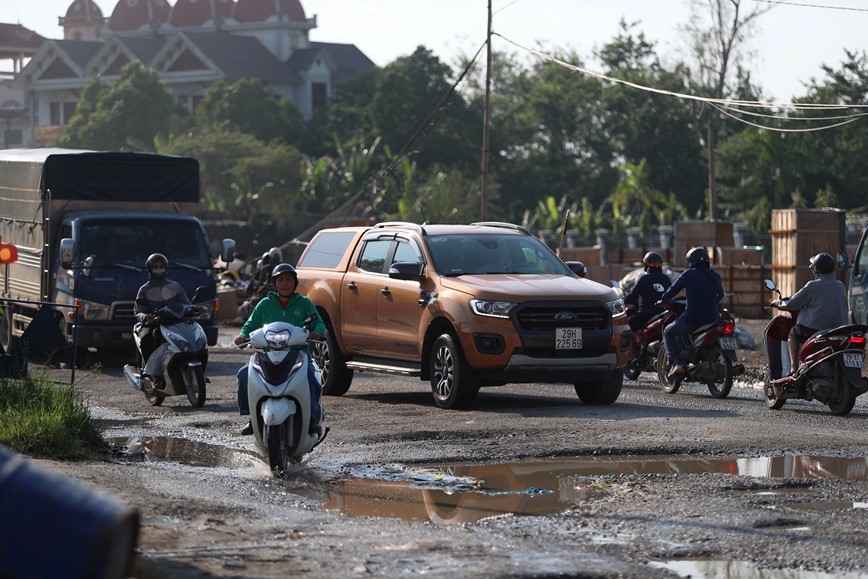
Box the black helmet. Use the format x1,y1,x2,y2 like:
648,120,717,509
810,252,835,276
643,251,663,271
686,247,709,269
271,263,298,285
146,253,168,280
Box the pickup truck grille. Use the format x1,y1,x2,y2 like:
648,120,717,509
515,303,610,330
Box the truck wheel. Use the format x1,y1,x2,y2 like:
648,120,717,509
430,333,479,410
574,369,623,405
313,328,353,396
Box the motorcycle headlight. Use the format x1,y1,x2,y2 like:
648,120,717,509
470,299,516,319
606,298,627,319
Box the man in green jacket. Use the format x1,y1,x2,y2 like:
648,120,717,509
234,263,326,435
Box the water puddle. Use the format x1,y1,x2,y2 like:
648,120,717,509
650,558,866,578
777,501,868,511
108,440,868,525
324,455,868,524
108,436,259,469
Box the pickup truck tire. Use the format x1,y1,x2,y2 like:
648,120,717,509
430,333,480,410
573,369,624,405
313,329,353,396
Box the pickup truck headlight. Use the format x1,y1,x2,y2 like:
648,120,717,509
606,298,627,319
470,299,516,319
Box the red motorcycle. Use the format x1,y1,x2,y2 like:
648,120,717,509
624,298,684,380
656,305,745,398
763,279,868,415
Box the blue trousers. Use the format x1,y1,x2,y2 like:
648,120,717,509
237,352,323,424
663,318,695,366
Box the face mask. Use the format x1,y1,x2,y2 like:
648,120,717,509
151,267,167,278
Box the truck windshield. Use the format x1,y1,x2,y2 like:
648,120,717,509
427,234,572,276
79,219,212,269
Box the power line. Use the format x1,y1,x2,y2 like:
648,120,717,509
753,0,868,13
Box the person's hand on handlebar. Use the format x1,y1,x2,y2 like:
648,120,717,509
234,335,248,346
308,331,323,342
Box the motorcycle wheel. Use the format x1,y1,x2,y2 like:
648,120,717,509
266,419,294,476
656,344,682,394
763,375,786,410
704,346,734,399
185,366,206,408
827,379,856,416
624,360,641,381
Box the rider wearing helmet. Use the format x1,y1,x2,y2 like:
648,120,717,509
624,251,672,331
134,253,192,378
234,263,326,436
771,252,848,373
657,246,725,379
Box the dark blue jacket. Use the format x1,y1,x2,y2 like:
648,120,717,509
625,269,672,313
660,265,724,326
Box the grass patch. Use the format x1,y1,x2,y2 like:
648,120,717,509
0,374,106,458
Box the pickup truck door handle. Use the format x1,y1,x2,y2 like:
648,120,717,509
347,281,357,292
380,287,391,297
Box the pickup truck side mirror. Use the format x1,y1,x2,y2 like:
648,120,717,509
221,238,236,264
389,262,424,281
59,238,75,268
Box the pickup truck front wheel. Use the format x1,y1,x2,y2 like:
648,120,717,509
312,329,353,396
574,369,624,405
430,334,480,410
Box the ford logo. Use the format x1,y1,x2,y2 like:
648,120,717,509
554,312,576,321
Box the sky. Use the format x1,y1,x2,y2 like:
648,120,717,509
3,0,868,101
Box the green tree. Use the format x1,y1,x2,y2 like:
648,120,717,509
60,61,178,150
195,78,306,147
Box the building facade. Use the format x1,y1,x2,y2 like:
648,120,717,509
6,0,375,147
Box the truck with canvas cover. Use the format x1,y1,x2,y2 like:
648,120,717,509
0,148,234,357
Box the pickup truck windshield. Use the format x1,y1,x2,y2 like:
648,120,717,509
427,234,572,276
79,219,211,269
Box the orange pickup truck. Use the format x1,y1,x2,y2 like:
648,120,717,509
295,221,631,409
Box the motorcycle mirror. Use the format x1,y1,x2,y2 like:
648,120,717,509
837,251,849,272
191,285,207,302
763,279,777,291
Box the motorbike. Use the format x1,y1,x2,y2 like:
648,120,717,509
123,286,209,407
624,298,684,380
762,279,868,415
655,304,745,398
238,315,328,476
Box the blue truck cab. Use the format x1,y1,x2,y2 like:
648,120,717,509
0,148,234,356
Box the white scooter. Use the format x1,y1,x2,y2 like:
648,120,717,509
239,315,328,475
123,286,209,408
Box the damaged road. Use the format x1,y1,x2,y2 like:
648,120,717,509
29,322,868,578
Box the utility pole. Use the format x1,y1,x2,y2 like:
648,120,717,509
480,0,492,221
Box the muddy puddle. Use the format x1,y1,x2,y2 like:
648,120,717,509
649,559,867,578
108,438,868,527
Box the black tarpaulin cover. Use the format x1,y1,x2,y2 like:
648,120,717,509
42,151,199,203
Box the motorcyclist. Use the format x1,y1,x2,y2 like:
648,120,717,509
234,263,326,436
657,247,725,380
770,252,848,374
624,251,672,331
133,253,191,381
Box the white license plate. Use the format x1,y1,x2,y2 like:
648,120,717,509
844,353,863,368
555,327,582,350
718,337,737,351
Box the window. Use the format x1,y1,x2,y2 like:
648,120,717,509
50,102,61,125
3,130,22,146
358,239,391,273
63,102,77,125
298,232,358,269
392,240,422,266
312,82,327,111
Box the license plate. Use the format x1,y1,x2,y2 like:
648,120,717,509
718,337,737,351
844,353,863,368
555,327,582,350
